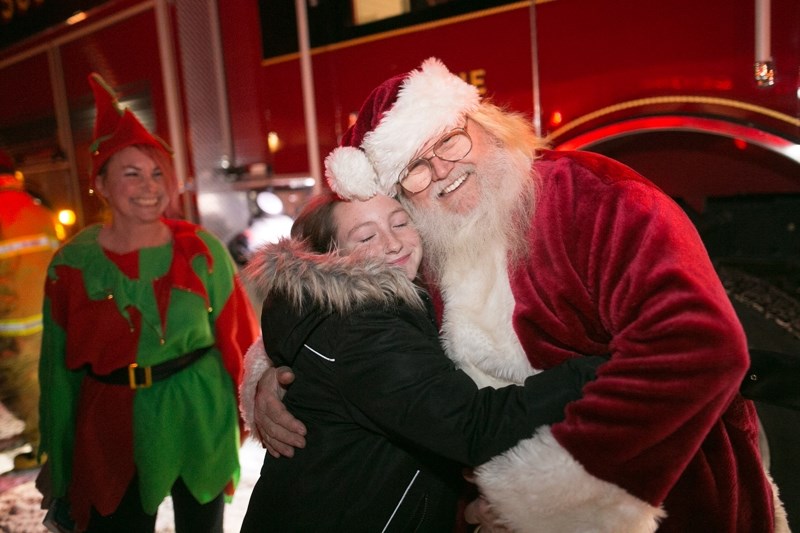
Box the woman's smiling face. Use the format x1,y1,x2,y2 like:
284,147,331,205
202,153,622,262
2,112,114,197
95,145,169,226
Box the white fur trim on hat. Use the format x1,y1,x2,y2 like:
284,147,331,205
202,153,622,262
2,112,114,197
363,57,480,194
325,146,380,200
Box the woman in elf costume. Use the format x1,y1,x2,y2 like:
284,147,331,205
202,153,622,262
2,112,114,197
37,73,259,532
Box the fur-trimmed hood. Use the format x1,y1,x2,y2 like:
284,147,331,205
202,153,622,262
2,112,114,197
245,238,423,315
239,238,427,439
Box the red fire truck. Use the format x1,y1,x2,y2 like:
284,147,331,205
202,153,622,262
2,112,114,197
2,0,798,243
1,0,799,521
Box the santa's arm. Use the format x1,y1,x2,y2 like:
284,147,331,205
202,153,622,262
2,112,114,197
476,426,665,532
239,337,271,435
239,337,307,455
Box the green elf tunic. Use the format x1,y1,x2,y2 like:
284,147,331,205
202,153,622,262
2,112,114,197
39,218,259,530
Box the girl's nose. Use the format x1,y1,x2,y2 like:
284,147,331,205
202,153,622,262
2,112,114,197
384,233,402,254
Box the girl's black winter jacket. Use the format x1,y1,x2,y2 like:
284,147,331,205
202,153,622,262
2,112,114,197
240,240,603,532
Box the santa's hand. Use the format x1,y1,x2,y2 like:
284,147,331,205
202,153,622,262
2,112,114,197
463,469,511,532
254,365,307,457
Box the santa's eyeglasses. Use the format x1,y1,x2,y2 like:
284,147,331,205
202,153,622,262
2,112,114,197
398,124,472,194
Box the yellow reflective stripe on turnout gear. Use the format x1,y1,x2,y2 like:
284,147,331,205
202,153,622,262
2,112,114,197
0,313,44,336
0,234,59,259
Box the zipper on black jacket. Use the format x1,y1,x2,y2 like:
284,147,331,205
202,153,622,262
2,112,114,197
382,469,420,532
412,495,429,532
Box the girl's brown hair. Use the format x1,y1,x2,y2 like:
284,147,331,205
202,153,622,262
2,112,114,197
290,191,343,253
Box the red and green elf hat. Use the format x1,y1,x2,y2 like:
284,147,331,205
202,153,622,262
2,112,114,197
88,73,172,187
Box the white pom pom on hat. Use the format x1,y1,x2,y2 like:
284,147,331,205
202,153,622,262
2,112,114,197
324,146,379,201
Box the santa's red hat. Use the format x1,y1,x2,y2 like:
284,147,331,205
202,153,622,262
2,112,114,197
88,73,172,187
325,57,480,200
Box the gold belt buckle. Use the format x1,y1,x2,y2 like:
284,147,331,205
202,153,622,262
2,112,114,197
128,363,153,389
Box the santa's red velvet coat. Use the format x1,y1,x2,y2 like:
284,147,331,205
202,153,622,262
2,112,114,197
430,150,785,532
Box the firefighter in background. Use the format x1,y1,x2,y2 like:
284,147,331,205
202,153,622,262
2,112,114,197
0,149,61,471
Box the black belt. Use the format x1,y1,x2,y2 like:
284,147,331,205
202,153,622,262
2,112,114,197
87,346,212,389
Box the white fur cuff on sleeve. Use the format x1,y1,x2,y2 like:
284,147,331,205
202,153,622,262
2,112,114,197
239,336,272,436
475,426,665,533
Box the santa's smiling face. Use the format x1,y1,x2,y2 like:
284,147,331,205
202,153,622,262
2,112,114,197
400,118,490,217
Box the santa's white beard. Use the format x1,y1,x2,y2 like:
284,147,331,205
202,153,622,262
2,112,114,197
402,144,538,386
404,144,535,283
